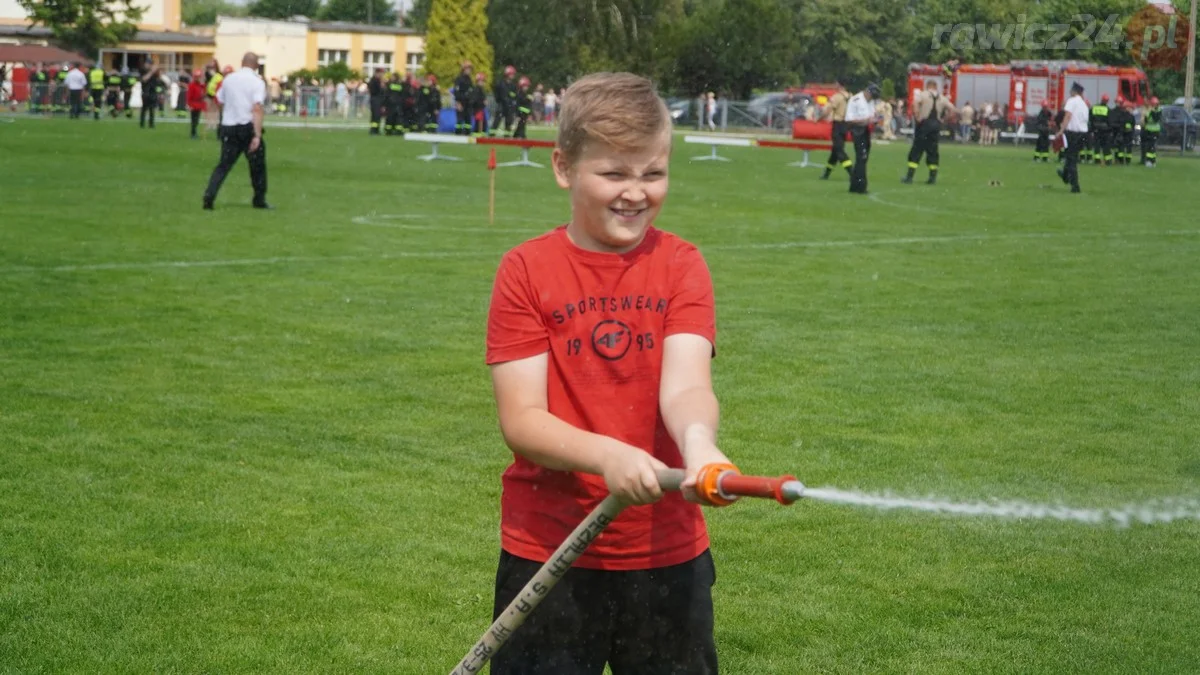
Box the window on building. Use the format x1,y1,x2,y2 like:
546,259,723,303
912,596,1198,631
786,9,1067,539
318,49,350,68
406,52,424,77
362,51,393,75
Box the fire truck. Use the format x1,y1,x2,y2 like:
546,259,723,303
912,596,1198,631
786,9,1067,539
907,61,1152,124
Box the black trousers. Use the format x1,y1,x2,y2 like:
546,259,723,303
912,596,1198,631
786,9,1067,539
456,105,471,135
385,104,402,135
68,90,84,118
1062,131,1084,191
1035,130,1051,158
514,113,528,139
1092,129,1110,162
1141,131,1159,164
489,550,718,674
850,125,871,193
827,121,849,169
140,97,156,127
907,119,940,170
204,124,267,206
369,96,382,134
190,110,202,137
491,104,514,135
123,90,132,116
91,90,103,118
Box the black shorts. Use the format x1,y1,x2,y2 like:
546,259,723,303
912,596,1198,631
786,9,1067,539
490,549,718,674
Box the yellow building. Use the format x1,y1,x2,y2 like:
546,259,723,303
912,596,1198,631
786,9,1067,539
0,0,423,79
214,17,424,81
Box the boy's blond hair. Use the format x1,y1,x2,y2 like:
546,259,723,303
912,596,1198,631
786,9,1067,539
556,72,672,164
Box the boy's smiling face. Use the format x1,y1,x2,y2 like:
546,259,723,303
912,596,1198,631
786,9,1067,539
553,133,672,254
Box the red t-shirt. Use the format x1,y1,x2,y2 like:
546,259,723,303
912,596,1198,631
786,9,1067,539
486,225,717,571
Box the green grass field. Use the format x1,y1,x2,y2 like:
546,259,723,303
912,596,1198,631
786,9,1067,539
2,116,1198,673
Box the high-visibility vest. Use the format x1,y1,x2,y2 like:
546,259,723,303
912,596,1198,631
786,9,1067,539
1144,107,1162,133
89,68,106,90
206,73,223,97
1091,104,1109,120
107,73,122,87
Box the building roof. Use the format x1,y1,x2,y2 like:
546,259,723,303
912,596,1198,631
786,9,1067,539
0,43,92,66
308,21,419,35
0,24,212,48
125,30,214,45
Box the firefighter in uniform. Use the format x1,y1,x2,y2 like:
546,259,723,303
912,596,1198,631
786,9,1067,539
1033,101,1053,161
513,76,532,139
401,74,418,132
139,61,162,128
845,83,879,195
29,63,48,113
453,61,473,135
1141,96,1162,167
1108,98,1129,165
384,72,404,135
903,80,954,185
1117,99,1135,165
819,80,852,180
88,64,106,119
470,72,488,136
54,65,69,113
1053,106,1067,162
122,68,138,118
368,69,384,134
419,74,440,133
1090,94,1111,165
105,69,122,116
489,65,517,137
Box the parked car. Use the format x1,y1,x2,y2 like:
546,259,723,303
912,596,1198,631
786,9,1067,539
747,91,813,130
666,97,697,126
1158,104,1197,150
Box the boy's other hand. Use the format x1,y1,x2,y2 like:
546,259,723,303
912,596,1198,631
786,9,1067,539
602,442,669,506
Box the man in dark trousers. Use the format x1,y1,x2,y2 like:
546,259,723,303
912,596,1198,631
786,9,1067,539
419,74,440,133
453,61,473,135
819,79,852,180
1033,101,1053,161
902,79,954,184
384,72,404,135
203,52,269,210
845,83,879,195
489,65,517,137
1141,96,1162,167
470,71,488,136
1055,81,1089,194
139,61,162,128
368,69,384,135
1090,94,1111,165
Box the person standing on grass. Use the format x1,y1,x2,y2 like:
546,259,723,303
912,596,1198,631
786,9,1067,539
1056,81,1089,194
139,60,162,129
186,70,206,139
64,62,86,119
845,83,879,195
484,71,735,674
203,52,269,211
819,79,852,180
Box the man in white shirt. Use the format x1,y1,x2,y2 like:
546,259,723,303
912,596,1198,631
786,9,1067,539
203,52,269,210
845,83,880,194
1056,81,1089,194
64,62,87,119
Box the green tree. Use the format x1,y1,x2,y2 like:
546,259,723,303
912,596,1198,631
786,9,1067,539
317,60,357,82
792,0,915,87
318,0,396,24
671,0,796,99
404,0,432,28
182,0,247,26
17,0,145,57
424,0,494,88
246,0,320,20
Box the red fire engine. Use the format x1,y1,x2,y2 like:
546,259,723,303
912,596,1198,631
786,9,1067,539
908,61,1151,123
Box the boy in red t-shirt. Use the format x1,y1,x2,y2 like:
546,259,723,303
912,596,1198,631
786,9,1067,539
485,71,733,673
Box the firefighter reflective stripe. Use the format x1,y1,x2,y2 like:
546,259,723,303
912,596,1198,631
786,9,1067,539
89,69,105,89
1144,107,1162,133
1091,104,1108,119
